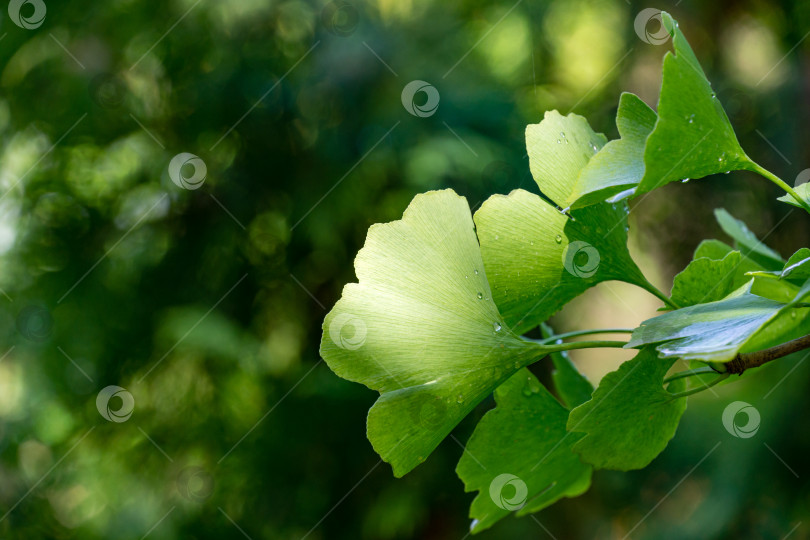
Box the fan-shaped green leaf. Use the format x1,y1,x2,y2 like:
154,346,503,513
457,369,591,534
567,347,687,470
476,112,652,333
566,92,657,209
525,110,606,209
321,189,554,477
634,12,756,194
671,251,741,307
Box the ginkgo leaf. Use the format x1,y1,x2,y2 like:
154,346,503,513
566,92,657,209
525,110,607,209
321,189,554,477
457,369,591,534
567,347,687,471
714,208,783,269
694,239,764,284
670,250,741,307
634,12,756,195
627,281,809,362
474,190,651,333
567,12,766,208
541,323,594,409
476,112,654,333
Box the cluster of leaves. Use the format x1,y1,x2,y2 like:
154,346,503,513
320,12,810,533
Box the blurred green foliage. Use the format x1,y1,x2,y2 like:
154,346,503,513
1,0,810,538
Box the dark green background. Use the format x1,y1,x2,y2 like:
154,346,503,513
2,0,809,538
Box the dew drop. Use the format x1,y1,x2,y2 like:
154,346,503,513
681,178,690,183
559,131,565,137
456,394,464,404
791,311,797,319
470,520,480,532
474,269,479,275
493,322,502,332
514,361,521,369
477,292,483,299
555,234,562,244
556,139,561,144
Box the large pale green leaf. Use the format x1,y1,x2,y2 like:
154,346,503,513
670,250,741,307
457,369,591,534
566,92,657,209
567,347,687,470
634,12,756,194
714,208,783,269
476,112,651,333
627,281,809,362
321,189,551,477
541,323,594,409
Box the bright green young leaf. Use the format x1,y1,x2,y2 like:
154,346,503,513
567,347,687,471
525,110,607,209
476,112,654,333
627,281,808,362
714,208,783,269
320,189,552,477
567,92,657,209
670,250,741,307
457,369,591,534
634,12,756,195
694,238,766,291
541,323,594,409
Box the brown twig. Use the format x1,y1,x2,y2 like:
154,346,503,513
723,334,810,375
